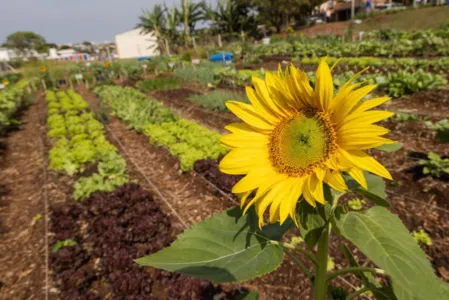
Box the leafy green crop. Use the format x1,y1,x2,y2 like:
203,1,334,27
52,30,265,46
425,119,449,143
392,112,420,122
0,80,30,131
144,119,227,171
137,77,181,93
412,229,432,246
188,89,249,111
94,85,176,130
46,89,130,200
419,152,449,178
52,239,78,253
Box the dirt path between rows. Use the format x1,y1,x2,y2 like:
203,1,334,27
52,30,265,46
0,95,47,300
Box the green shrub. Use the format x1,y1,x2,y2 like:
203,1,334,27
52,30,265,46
137,77,181,93
188,90,249,111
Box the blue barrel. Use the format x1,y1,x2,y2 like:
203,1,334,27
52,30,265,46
209,52,234,62
138,56,151,61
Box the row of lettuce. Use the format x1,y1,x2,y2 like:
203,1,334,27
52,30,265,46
0,79,36,134
94,85,227,171
46,89,129,200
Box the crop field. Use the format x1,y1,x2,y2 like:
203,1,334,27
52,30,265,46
1,21,449,300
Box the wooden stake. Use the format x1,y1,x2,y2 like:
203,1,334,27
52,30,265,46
41,80,47,91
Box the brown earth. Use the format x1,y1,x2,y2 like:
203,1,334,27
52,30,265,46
0,94,48,300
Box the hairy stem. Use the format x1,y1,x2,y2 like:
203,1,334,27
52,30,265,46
314,225,330,300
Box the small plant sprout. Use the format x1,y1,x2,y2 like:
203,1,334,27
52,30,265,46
425,119,449,143
52,239,78,253
347,198,366,210
33,213,42,222
412,229,432,246
419,152,449,178
393,112,419,122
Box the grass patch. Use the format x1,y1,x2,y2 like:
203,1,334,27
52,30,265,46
137,77,181,93
355,6,449,32
188,90,249,111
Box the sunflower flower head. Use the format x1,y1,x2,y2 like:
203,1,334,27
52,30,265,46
219,58,394,227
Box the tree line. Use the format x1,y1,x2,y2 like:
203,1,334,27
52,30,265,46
137,0,323,54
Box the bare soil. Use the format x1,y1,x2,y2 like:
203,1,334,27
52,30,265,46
0,95,47,300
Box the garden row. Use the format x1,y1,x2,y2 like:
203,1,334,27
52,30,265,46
94,85,227,171
45,89,244,299
248,27,449,57
171,62,448,98
0,79,35,135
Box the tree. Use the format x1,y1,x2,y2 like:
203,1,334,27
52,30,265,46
179,0,205,47
203,0,257,40
253,0,305,33
138,4,168,53
4,31,47,53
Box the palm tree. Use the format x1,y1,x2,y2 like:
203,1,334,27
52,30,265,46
179,0,205,47
164,3,180,54
138,4,167,53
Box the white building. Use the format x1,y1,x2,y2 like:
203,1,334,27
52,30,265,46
0,48,17,61
48,48,90,61
115,28,159,59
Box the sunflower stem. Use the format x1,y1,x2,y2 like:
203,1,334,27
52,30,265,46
314,224,330,300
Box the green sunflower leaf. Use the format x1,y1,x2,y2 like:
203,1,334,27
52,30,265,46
336,206,446,300
135,206,284,282
340,244,380,288
375,142,402,152
235,291,259,300
345,172,390,207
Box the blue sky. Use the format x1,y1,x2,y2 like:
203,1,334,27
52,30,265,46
1,0,200,44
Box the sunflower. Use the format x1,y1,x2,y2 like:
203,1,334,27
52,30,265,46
40,66,47,73
219,58,394,226
2,80,9,86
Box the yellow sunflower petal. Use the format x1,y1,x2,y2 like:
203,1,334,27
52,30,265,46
221,131,269,149
341,149,392,180
340,137,395,150
255,181,289,223
246,86,281,124
237,191,252,208
219,147,269,175
288,178,305,226
226,101,275,132
338,110,394,128
231,167,286,193
314,58,334,110
309,173,326,204
252,76,289,118
265,71,295,113
302,176,317,207
324,170,347,192
334,84,377,124
348,168,367,189
352,96,391,114
289,65,315,107
269,180,294,223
